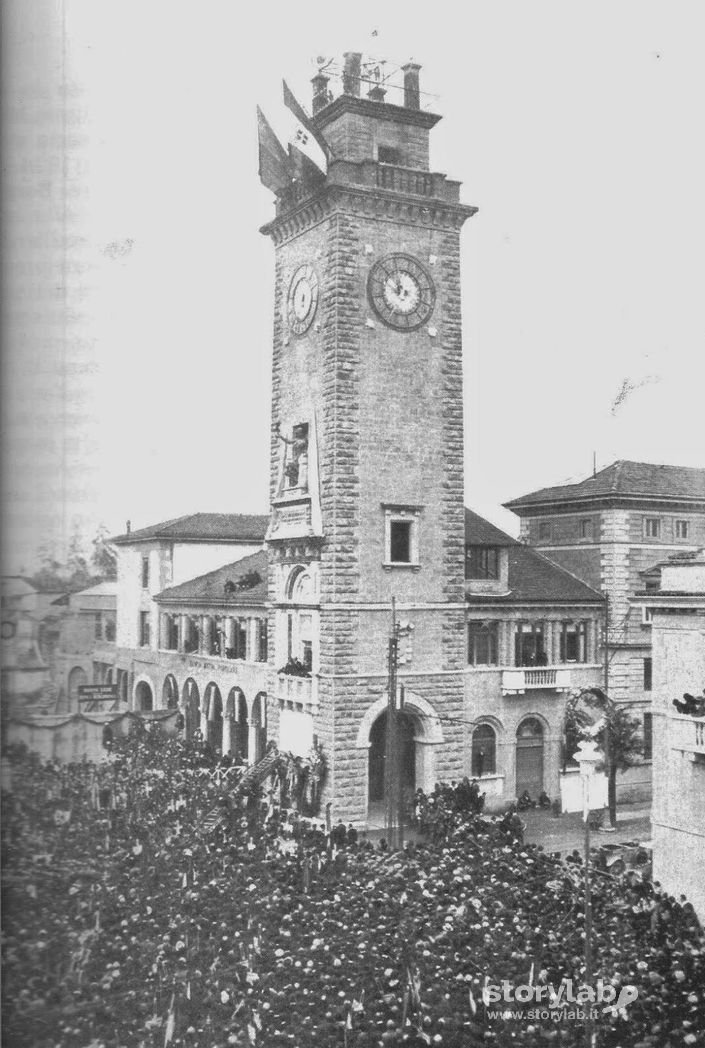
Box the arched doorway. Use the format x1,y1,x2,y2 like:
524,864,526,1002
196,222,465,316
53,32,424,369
233,690,249,763
368,710,417,804
516,717,544,796
68,666,87,706
182,678,200,739
251,692,267,763
135,680,154,712
162,674,179,709
205,683,223,752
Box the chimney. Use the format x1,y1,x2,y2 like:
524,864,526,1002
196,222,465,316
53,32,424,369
342,52,362,97
311,72,330,115
126,520,131,534
402,62,421,110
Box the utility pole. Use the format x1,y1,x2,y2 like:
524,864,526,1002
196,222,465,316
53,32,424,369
385,598,399,850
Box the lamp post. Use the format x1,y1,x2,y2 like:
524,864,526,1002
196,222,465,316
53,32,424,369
575,738,601,1048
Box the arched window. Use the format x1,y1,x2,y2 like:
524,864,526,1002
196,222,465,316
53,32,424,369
472,724,496,777
286,566,314,602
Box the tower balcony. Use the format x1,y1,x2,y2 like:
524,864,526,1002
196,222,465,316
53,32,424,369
276,672,319,711
670,714,705,759
501,666,573,695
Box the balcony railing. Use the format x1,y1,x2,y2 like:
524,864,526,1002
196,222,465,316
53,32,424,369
670,714,705,757
276,673,318,710
376,165,434,196
501,667,572,695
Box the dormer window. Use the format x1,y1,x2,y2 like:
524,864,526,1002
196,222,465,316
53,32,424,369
466,546,499,580
378,145,402,165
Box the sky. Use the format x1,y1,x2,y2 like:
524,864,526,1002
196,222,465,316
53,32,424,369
3,0,704,573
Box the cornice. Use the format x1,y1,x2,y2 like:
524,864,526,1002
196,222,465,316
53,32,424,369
313,94,441,132
260,183,477,246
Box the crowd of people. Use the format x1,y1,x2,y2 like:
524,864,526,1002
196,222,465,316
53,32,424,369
2,728,704,1047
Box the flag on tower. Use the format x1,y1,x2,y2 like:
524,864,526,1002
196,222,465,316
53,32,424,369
282,80,332,172
256,106,293,193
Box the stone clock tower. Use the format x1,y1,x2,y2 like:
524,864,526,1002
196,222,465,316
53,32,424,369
260,55,477,825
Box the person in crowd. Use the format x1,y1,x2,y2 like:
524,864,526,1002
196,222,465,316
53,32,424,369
2,735,703,1048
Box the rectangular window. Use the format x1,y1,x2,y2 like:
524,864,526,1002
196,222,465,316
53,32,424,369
139,611,150,648
94,614,103,641
560,621,588,663
466,546,499,580
515,622,547,666
141,556,150,589
383,506,420,567
641,605,653,626
538,522,552,541
467,621,499,665
256,620,268,663
287,613,294,661
378,145,401,164
643,517,660,539
105,618,116,642
643,712,653,761
675,519,690,540
233,620,248,660
643,657,653,692
580,519,593,540
166,615,179,651
390,520,412,563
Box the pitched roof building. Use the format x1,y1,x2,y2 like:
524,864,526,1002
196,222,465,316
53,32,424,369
504,459,705,804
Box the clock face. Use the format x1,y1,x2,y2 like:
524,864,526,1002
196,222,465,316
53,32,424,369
287,264,319,335
368,253,435,331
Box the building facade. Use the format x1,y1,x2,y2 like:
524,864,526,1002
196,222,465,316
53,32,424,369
505,460,705,802
642,552,705,918
56,581,117,710
463,510,604,811
260,55,477,825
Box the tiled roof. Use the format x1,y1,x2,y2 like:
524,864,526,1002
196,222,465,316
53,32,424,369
464,508,520,546
467,545,604,605
71,581,118,598
505,460,705,510
155,551,268,606
111,513,269,545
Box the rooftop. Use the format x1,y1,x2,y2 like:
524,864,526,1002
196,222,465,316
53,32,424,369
111,513,269,546
464,508,520,547
155,551,268,607
505,460,705,512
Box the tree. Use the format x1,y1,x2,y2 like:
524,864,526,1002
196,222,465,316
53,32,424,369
563,686,644,828
28,523,117,594
91,524,117,580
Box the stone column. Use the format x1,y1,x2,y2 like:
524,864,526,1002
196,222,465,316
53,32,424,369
544,622,554,666
178,615,188,654
248,722,258,763
501,621,514,666
222,716,232,755
226,618,236,657
587,620,597,663
551,622,563,665
202,616,212,656
159,614,169,650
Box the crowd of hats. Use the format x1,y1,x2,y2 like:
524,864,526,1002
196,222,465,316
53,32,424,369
2,731,704,1048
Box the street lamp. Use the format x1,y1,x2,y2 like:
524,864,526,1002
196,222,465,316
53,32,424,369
575,738,602,1048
